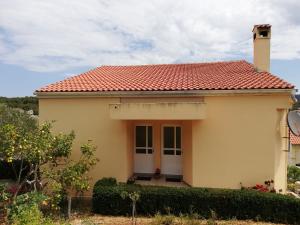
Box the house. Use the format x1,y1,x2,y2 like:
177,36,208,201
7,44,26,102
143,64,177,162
289,131,300,166
36,24,295,193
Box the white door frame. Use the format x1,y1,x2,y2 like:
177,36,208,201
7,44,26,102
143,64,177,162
161,124,183,175
134,124,154,174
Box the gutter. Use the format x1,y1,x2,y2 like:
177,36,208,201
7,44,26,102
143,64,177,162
34,88,295,99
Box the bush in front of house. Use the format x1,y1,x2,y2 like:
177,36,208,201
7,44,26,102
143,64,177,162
288,165,300,183
93,177,117,187
92,178,300,224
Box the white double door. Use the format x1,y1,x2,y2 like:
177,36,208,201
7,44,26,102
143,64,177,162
161,126,182,175
134,125,182,175
134,125,154,174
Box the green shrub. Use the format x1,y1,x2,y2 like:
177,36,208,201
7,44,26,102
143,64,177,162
8,192,47,221
93,177,117,187
150,214,176,225
92,182,300,224
11,204,54,225
288,166,300,183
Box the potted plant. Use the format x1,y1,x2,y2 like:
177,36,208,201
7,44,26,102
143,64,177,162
154,168,161,179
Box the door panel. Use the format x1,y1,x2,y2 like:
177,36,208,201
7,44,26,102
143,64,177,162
134,126,154,174
161,126,182,175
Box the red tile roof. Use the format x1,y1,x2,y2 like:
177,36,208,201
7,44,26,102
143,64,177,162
291,131,300,145
253,24,271,31
37,60,294,93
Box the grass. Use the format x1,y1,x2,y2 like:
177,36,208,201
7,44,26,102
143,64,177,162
68,215,285,225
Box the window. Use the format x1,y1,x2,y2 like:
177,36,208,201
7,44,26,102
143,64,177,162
135,126,153,154
163,126,181,155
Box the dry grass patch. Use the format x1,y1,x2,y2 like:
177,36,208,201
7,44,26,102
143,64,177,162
69,215,285,225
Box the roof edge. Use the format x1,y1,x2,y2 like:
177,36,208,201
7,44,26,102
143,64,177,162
35,88,295,98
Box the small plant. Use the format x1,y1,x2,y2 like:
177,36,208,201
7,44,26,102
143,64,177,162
8,192,53,225
206,210,217,225
121,191,140,225
127,176,135,184
8,192,48,220
151,213,175,225
0,183,11,203
287,183,296,192
241,180,276,193
154,168,161,179
10,204,54,225
288,166,300,183
179,213,202,225
81,218,98,225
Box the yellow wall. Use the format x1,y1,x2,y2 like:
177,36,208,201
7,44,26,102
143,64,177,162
39,98,131,187
191,95,290,192
39,93,291,192
290,145,300,165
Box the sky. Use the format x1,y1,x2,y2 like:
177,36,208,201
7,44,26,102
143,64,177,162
0,0,300,97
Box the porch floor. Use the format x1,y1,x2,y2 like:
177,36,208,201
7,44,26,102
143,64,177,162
134,174,188,187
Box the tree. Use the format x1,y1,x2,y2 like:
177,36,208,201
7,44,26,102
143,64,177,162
0,104,37,134
0,106,98,208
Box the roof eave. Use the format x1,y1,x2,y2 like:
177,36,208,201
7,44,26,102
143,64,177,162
34,88,295,98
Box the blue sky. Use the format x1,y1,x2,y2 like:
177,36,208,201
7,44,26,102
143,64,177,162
0,0,300,97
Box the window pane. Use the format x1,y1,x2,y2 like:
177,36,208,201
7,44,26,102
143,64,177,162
164,127,174,148
164,150,174,155
176,127,181,148
148,126,153,147
136,126,146,147
148,149,153,154
176,150,181,155
136,148,146,154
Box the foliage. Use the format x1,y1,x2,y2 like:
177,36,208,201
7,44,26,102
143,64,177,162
0,114,98,213
0,104,37,134
8,192,48,217
0,121,76,197
287,183,296,192
94,177,117,187
241,180,277,193
93,182,300,224
0,183,11,203
0,96,38,115
150,213,215,225
150,213,175,225
8,192,54,225
288,166,300,183
0,104,97,215
121,191,140,225
45,141,98,210
0,105,98,221
81,218,98,225
11,204,54,225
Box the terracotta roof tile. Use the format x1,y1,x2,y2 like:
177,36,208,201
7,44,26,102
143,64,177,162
291,131,300,145
37,60,294,93
253,24,272,31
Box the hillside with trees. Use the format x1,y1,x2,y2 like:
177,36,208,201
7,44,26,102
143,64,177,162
294,94,300,109
0,96,38,115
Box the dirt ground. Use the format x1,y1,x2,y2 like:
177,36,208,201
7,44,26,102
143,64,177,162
69,215,285,225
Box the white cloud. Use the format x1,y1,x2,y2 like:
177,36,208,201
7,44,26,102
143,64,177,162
0,0,300,72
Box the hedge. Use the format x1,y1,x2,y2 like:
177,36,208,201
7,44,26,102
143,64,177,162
92,179,300,224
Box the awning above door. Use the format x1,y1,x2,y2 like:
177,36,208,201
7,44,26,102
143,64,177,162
109,102,206,120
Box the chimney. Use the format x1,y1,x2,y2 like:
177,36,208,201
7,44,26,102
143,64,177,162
252,24,271,72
